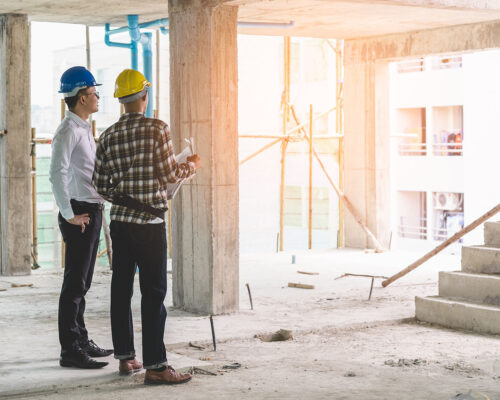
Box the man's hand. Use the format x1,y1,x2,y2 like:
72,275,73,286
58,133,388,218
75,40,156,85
67,213,90,233
187,154,201,170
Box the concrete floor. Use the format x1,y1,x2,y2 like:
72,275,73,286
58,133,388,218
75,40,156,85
1,248,499,399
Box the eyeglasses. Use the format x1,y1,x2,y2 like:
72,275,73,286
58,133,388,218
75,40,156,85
81,91,100,99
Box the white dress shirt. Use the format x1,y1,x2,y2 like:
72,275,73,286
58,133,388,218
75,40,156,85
49,110,103,220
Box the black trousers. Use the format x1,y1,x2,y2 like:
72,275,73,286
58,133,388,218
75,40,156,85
58,200,102,353
109,221,167,369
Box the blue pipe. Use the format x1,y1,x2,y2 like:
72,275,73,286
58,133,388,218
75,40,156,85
104,16,294,117
131,41,138,71
104,23,132,49
104,15,164,118
142,32,153,118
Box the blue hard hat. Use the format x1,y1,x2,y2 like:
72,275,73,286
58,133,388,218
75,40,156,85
59,66,102,97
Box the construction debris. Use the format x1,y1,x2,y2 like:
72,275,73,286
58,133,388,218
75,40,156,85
297,271,319,275
189,342,205,350
288,282,314,289
11,283,33,288
258,329,293,342
449,390,490,400
189,366,217,376
222,362,242,370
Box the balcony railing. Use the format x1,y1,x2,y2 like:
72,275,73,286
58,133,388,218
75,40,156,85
398,142,427,156
432,142,462,156
398,142,463,156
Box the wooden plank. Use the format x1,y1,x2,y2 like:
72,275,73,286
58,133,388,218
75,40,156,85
382,202,500,287
288,282,314,289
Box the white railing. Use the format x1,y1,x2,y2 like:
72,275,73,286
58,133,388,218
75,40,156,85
432,142,463,156
431,56,462,70
397,142,463,156
398,142,427,156
397,59,424,74
398,224,427,240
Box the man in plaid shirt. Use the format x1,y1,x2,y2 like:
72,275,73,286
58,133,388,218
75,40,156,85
93,69,200,385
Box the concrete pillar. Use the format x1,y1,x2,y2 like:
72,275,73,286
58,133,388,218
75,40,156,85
343,55,391,249
168,0,239,314
0,14,32,275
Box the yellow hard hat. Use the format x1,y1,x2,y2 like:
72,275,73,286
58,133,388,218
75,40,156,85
114,69,151,98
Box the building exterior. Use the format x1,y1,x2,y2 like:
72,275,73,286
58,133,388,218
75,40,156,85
391,51,500,251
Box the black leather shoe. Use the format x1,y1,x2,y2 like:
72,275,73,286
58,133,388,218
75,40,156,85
82,339,113,358
60,348,108,369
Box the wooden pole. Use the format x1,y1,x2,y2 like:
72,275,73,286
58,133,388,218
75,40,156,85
86,26,94,127
290,105,384,252
102,211,113,268
382,203,500,287
86,26,91,71
311,141,383,252
31,128,38,266
280,140,288,252
336,39,345,248
286,106,336,137
308,104,313,249
239,138,282,166
94,116,113,268
280,36,290,252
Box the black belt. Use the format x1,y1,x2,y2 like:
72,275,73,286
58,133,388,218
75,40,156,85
71,199,104,211
112,194,166,220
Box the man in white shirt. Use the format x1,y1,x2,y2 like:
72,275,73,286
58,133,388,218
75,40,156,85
50,66,112,369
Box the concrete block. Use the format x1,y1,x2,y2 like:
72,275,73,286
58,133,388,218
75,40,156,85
484,221,500,247
439,271,500,306
461,245,500,274
415,296,500,335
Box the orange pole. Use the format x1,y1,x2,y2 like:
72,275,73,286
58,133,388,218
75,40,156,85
336,39,345,248
280,36,290,251
308,104,313,249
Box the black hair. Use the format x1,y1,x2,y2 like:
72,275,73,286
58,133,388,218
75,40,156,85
64,88,87,110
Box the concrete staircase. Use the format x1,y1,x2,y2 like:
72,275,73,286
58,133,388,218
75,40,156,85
415,221,500,335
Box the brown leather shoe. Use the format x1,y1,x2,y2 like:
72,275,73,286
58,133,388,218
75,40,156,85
144,365,192,385
119,358,143,375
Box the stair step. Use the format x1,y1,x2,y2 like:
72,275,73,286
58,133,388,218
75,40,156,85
439,271,500,305
461,245,500,274
415,296,500,335
484,221,500,247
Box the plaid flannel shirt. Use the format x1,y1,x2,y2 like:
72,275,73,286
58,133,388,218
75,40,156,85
92,113,195,224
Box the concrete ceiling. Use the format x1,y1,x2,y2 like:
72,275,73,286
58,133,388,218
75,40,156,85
3,0,500,39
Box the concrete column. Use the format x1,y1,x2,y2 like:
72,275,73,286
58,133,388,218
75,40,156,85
343,54,391,249
0,14,32,275
169,0,239,314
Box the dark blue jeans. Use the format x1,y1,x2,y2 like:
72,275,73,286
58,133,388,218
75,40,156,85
58,200,102,353
110,220,167,369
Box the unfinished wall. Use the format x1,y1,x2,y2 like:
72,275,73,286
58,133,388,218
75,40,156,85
343,59,391,249
169,0,239,314
0,14,32,275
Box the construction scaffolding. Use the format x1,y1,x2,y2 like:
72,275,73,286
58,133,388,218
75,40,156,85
239,37,383,252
